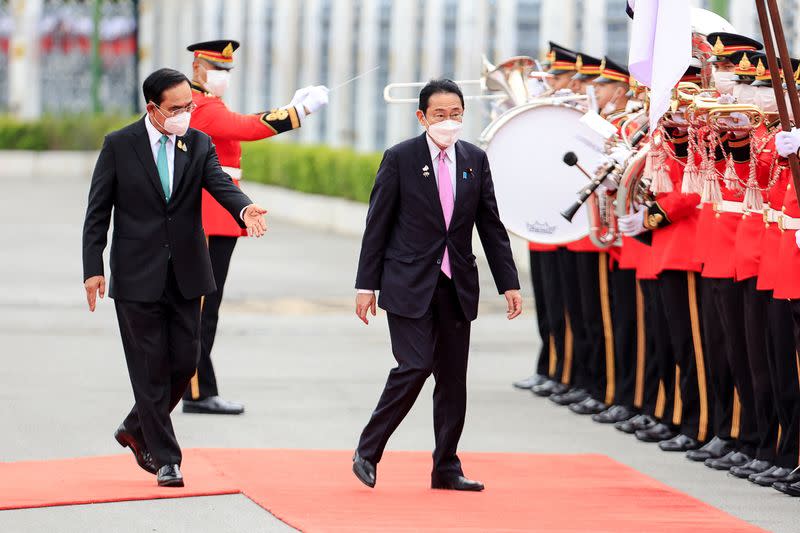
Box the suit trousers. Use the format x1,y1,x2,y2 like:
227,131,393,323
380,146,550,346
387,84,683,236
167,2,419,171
116,261,201,467
357,273,470,477
658,271,710,442
184,235,237,401
530,250,566,380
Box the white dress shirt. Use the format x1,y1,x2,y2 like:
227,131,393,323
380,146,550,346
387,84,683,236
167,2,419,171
144,114,176,194
357,135,458,294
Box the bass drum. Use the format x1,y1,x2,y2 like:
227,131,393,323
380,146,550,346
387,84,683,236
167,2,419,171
480,102,602,245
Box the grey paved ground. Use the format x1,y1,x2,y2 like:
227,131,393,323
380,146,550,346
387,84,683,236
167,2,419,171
0,176,797,532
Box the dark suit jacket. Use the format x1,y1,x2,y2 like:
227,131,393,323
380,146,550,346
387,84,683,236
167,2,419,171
355,133,519,321
82,116,252,302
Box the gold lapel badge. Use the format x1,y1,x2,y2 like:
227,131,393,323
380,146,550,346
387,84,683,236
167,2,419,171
177,140,187,152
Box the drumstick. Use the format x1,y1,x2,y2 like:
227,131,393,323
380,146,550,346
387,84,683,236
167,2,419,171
328,65,381,93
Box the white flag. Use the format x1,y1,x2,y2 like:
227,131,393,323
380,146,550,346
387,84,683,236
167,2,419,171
628,0,692,132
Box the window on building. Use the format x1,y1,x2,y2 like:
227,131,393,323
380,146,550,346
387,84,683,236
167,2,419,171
606,0,630,62
374,0,392,148
516,0,541,58
442,0,459,78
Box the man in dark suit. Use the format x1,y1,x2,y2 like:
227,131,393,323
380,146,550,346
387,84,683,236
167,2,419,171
352,79,522,491
82,68,267,487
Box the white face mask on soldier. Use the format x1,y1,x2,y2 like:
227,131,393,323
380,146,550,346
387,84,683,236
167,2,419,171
425,118,463,148
205,69,230,97
713,71,738,95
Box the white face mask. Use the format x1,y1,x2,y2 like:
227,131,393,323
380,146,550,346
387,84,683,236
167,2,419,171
713,71,737,95
733,82,757,104
602,100,619,115
425,118,462,148
154,104,191,136
754,86,779,113
205,69,230,97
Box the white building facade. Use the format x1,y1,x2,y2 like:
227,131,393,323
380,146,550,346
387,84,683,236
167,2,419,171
2,0,800,151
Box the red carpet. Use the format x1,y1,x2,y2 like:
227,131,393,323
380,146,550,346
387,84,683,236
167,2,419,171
0,450,766,532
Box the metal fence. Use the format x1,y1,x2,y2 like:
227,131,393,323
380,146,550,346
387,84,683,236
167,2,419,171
39,0,138,114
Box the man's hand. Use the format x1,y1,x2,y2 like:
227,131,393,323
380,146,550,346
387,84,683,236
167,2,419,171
618,207,647,236
504,290,522,320
84,275,105,312
356,292,377,325
243,204,268,237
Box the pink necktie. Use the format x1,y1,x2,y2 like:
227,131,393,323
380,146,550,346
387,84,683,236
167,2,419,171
438,151,454,278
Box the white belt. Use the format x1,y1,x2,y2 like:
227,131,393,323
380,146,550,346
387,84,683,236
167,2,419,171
713,200,746,215
221,166,242,180
779,214,800,230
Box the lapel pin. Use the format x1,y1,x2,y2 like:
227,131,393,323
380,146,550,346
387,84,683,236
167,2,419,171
422,165,430,178
177,140,187,152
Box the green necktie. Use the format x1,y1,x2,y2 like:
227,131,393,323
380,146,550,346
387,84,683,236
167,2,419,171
156,134,171,201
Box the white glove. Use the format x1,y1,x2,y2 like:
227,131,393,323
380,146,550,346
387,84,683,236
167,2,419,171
717,94,736,105
795,229,800,250
608,145,632,164
618,207,647,236
776,128,800,158
289,86,313,108
717,111,751,130
300,85,329,114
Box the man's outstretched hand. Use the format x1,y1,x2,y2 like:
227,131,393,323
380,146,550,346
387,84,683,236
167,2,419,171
356,292,377,325
85,275,105,312
243,204,268,237
505,289,523,320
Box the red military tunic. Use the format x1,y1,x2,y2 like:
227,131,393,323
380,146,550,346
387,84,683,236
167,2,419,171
771,173,800,299
756,153,789,291
190,82,301,236
646,133,703,274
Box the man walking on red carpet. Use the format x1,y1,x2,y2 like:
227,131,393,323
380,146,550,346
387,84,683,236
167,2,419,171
352,79,522,491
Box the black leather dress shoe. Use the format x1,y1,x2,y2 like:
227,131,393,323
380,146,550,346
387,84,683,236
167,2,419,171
730,459,772,479
659,434,701,452
550,388,589,406
635,423,676,443
431,475,484,491
772,478,800,497
592,405,634,424
569,397,606,415
705,450,751,471
513,374,548,390
114,425,157,474
615,414,656,434
685,436,735,462
182,396,244,415
352,452,377,488
531,380,566,397
157,464,184,487
749,466,795,486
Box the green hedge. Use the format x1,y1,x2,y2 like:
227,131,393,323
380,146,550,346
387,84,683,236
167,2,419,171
0,114,135,150
0,114,382,203
242,141,382,204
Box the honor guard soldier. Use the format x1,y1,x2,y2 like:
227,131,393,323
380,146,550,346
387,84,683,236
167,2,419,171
182,40,329,414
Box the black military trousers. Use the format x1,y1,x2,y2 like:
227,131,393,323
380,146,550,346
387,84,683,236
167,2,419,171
116,261,202,467
610,267,638,409
556,249,587,387
184,235,238,401
742,279,779,461
357,273,470,477
529,250,566,379
573,251,614,403
640,278,676,422
778,298,800,469
700,277,734,443
657,271,710,442
706,278,758,456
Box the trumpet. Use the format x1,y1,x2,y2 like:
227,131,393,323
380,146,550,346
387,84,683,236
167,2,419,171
685,100,765,131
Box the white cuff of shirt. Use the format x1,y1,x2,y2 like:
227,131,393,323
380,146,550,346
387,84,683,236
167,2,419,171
239,205,249,221
357,289,375,294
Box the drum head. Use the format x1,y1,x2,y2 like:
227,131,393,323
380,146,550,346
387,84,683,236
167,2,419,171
482,102,604,245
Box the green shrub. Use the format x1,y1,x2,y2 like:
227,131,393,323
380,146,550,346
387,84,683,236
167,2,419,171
242,141,382,203
0,114,135,150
